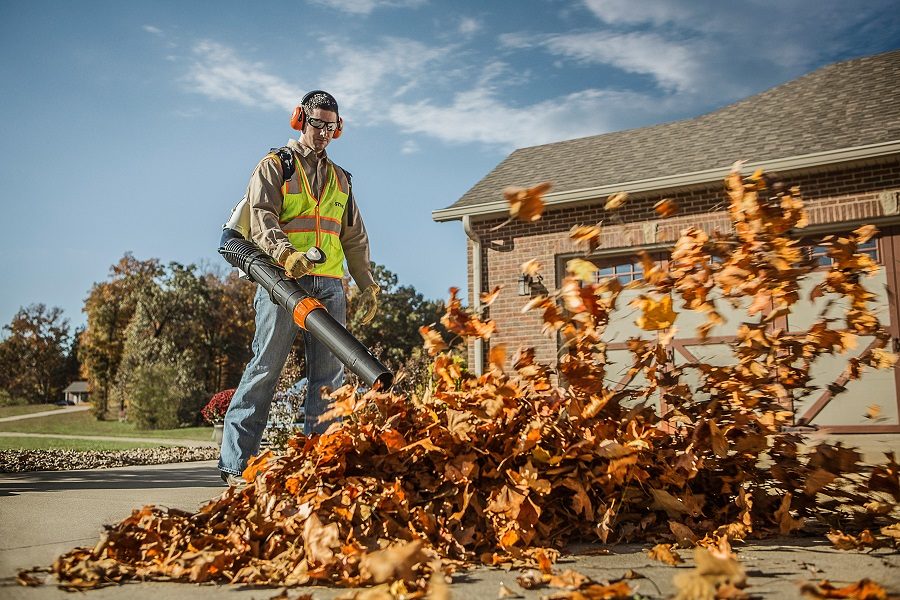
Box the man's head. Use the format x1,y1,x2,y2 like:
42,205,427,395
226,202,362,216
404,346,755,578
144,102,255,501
291,90,343,153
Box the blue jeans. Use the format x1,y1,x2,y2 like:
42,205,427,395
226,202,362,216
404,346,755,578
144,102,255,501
218,276,346,476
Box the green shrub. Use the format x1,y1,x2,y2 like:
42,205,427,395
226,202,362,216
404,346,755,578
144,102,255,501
0,388,28,407
127,362,203,430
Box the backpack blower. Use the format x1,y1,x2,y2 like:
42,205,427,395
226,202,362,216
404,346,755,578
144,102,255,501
219,198,393,390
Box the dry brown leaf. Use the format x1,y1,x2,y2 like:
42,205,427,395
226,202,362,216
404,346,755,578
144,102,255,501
654,198,678,218
489,344,508,373
604,192,628,210
650,488,693,517
647,543,682,565
878,523,900,546
870,348,898,369
853,224,879,244
670,521,700,547
708,420,729,458
567,258,597,283
673,546,747,600
570,224,603,253
864,405,885,421
426,560,451,600
504,182,552,222
359,540,425,584
775,493,804,535
800,578,889,599
548,569,590,589
516,569,546,590
482,285,503,307
419,325,448,356
303,513,341,567
804,468,838,496
521,259,543,277
632,294,678,331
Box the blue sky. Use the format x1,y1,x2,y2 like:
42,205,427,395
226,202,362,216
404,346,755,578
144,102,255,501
1,0,899,331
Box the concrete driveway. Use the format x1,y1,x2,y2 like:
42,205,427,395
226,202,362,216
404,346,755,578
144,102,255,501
0,460,898,599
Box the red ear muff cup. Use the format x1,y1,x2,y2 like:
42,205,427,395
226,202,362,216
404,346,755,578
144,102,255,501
332,117,344,139
290,106,304,131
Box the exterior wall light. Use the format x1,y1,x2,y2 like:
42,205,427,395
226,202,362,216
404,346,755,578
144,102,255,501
518,273,543,296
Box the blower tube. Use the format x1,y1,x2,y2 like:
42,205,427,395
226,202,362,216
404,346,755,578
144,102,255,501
219,227,393,391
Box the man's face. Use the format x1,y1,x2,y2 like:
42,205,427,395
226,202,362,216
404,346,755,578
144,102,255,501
300,107,339,153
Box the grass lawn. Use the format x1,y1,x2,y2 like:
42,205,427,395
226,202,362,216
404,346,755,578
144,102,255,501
0,404,68,418
0,410,214,441
0,437,163,451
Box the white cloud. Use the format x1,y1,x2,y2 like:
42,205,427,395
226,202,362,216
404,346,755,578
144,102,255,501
582,0,701,27
457,17,481,37
580,0,899,72
176,36,660,151
171,0,899,155
307,0,426,16
503,28,705,93
182,41,303,110
400,140,420,154
541,31,705,93
386,87,663,150
315,36,457,118
143,25,163,35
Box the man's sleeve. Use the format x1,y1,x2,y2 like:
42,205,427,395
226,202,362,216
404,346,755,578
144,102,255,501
247,155,294,263
341,189,376,290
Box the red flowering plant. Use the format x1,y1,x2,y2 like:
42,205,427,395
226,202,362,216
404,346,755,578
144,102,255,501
201,389,235,425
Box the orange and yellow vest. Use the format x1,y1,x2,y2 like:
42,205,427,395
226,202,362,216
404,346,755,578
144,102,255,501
277,152,349,278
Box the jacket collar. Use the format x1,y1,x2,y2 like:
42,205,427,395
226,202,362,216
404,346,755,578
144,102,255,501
288,138,328,161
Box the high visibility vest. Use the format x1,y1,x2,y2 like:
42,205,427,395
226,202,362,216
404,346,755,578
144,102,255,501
277,153,349,278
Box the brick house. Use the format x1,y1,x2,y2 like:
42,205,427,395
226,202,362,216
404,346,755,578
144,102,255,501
433,50,900,434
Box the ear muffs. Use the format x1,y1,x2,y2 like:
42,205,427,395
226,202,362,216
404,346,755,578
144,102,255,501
290,90,344,138
290,105,305,131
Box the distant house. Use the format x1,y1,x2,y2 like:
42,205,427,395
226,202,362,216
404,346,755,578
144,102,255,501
63,381,90,405
434,50,900,434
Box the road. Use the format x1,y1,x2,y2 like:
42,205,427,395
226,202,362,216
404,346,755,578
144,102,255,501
0,461,897,599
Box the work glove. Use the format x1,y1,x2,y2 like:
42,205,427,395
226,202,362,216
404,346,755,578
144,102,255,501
283,251,314,279
355,284,380,325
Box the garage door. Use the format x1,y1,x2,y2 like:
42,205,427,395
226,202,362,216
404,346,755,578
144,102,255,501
566,233,900,433
783,234,900,433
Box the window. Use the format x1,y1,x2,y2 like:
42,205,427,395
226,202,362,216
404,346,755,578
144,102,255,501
564,254,666,286
808,237,879,267
594,260,644,284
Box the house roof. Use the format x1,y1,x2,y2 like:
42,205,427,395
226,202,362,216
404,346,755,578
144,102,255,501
64,381,90,393
434,49,900,222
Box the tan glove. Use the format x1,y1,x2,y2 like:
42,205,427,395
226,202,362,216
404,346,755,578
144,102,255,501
283,251,314,279
355,284,380,325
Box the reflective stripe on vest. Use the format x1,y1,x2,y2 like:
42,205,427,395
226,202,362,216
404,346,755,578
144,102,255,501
278,154,349,277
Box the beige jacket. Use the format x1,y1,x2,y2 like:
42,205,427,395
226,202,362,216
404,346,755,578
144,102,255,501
245,138,375,290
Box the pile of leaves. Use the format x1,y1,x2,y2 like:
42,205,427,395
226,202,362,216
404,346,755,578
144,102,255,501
41,169,900,595
0,446,220,473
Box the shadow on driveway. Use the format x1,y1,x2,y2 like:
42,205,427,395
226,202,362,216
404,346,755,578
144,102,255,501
0,462,222,497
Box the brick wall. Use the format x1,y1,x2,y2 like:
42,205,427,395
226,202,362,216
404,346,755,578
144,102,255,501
463,158,900,369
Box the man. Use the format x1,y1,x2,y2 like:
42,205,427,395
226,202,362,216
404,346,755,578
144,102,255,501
218,90,379,486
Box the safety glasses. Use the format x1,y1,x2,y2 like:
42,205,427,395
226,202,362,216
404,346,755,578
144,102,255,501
305,114,340,132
